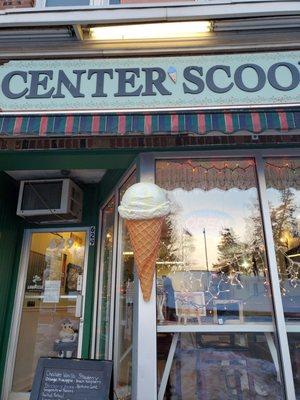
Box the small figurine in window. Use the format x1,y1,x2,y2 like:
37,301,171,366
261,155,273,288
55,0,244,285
58,319,77,343
54,319,78,358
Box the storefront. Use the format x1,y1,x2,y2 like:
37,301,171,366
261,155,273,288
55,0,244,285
0,50,300,400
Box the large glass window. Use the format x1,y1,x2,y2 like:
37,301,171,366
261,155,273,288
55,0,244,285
155,158,284,399
114,172,136,400
265,158,300,398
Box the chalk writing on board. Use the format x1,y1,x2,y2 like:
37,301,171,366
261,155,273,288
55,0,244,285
40,369,103,399
30,358,112,400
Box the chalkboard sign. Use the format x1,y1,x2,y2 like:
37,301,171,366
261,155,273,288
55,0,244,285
30,358,113,400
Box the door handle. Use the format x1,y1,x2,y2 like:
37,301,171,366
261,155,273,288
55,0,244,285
75,294,83,318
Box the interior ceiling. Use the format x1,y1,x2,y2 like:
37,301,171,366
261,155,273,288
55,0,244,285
5,169,107,184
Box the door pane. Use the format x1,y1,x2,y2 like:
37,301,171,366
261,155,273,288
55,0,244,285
265,158,300,398
114,172,136,400
156,158,284,399
12,231,86,394
97,197,115,359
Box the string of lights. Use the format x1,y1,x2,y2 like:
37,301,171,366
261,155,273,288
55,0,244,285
159,160,300,174
163,160,255,173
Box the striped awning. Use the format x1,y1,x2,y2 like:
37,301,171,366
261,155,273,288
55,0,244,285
0,110,299,136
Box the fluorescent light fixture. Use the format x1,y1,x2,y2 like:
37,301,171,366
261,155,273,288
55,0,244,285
90,21,212,41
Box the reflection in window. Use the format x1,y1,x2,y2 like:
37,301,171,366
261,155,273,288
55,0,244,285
115,172,136,400
155,159,284,400
156,159,272,325
265,159,300,313
158,333,283,400
289,333,300,400
97,197,115,359
265,158,300,397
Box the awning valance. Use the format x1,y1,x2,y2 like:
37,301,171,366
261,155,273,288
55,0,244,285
0,110,299,136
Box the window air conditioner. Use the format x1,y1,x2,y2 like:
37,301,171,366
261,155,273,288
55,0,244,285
16,179,83,224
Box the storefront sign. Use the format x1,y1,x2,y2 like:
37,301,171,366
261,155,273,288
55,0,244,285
1,51,300,112
30,358,113,400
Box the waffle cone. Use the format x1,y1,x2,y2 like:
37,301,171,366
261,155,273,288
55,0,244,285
125,217,164,301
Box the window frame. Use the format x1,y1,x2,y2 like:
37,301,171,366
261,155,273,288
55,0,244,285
131,149,299,400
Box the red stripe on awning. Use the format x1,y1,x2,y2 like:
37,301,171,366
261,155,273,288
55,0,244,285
13,116,23,135
278,111,289,131
171,114,179,133
251,112,262,133
40,116,48,136
197,114,206,134
92,115,100,135
119,115,126,135
224,113,234,133
65,116,74,136
144,115,152,135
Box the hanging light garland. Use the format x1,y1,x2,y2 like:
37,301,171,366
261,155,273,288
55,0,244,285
265,161,300,174
163,160,255,173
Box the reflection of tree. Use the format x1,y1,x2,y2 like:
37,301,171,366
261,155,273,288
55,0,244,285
214,228,243,272
213,224,267,290
158,215,195,267
248,188,300,294
270,189,297,247
248,188,298,258
268,188,300,292
246,201,269,277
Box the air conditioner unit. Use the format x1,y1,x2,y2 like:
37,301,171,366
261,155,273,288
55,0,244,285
17,179,83,224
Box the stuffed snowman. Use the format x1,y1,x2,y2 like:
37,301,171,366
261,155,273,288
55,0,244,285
58,319,77,343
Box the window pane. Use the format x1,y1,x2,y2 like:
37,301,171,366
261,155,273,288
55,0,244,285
46,0,90,6
289,333,300,399
97,197,115,359
156,159,274,326
156,158,284,399
265,157,300,397
115,172,136,399
111,0,193,4
158,333,283,400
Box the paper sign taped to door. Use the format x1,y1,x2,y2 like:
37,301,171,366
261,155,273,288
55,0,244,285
43,280,61,303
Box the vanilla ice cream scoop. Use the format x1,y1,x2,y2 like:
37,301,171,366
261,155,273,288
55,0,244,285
118,182,170,220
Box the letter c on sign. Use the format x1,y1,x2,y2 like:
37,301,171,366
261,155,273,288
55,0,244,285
2,71,28,99
206,65,234,93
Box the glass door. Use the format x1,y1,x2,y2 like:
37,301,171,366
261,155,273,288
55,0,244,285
8,229,88,400
94,169,136,400
114,172,136,400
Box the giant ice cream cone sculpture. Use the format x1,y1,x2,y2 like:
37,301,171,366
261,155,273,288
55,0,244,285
118,183,170,301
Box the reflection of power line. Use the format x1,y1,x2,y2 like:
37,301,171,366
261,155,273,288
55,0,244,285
203,228,209,272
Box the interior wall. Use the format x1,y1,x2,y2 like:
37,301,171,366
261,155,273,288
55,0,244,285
0,172,23,394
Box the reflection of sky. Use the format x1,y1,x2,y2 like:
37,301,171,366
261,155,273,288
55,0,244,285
267,187,300,210
267,187,300,231
168,188,258,269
